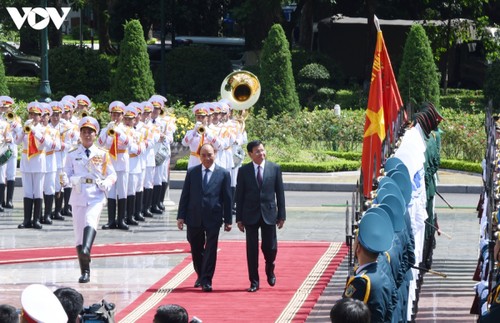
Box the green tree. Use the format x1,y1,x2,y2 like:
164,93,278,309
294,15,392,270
259,24,300,117
110,19,155,103
0,54,9,95
484,59,500,112
398,24,441,109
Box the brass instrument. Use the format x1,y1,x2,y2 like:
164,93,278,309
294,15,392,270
24,125,32,134
220,70,261,111
197,125,206,135
107,121,117,136
5,105,20,122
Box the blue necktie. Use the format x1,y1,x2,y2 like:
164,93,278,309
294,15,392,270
85,149,90,158
203,169,210,191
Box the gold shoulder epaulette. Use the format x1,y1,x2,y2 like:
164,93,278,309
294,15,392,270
68,146,78,153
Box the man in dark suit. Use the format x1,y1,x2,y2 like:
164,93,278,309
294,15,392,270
177,143,232,292
235,140,286,292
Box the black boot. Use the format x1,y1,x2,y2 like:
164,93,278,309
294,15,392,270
126,195,139,225
62,187,72,216
42,194,53,225
76,245,91,283
143,188,154,217
32,198,43,229
18,197,33,229
102,198,117,230
117,198,129,230
0,183,5,212
81,226,96,257
158,181,168,210
52,193,65,220
4,180,14,209
134,191,145,221
150,185,163,214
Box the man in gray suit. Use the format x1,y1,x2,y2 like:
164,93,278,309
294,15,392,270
235,140,286,292
177,143,232,292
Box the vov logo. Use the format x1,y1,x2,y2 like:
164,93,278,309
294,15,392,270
6,7,71,30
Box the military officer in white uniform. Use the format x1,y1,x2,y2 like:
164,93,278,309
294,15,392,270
63,116,116,283
0,96,19,209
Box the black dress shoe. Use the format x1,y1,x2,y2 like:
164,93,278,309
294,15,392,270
267,274,276,286
247,283,259,292
79,271,90,283
202,284,212,292
266,263,276,286
194,279,201,288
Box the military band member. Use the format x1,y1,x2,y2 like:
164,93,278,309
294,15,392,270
182,103,223,169
60,97,79,217
209,102,234,170
0,96,22,209
41,103,62,224
62,117,116,283
75,94,91,119
51,101,74,221
98,101,133,230
141,101,157,217
16,102,56,229
149,95,174,213
343,208,395,323
123,104,145,225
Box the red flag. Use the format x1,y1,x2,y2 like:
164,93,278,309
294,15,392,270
109,133,118,160
27,131,40,160
361,23,387,198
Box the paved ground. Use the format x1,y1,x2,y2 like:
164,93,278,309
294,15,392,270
0,170,483,322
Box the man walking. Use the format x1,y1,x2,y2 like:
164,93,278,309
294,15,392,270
177,143,232,292
235,140,286,292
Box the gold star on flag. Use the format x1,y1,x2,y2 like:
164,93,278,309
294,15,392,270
364,108,385,141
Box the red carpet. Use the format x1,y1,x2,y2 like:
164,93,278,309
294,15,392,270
0,241,190,265
116,241,347,323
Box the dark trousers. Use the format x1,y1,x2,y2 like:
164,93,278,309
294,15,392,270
245,216,277,284
187,225,220,285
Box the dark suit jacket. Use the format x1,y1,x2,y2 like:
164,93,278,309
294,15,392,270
177,164,232,229
235,160,286,225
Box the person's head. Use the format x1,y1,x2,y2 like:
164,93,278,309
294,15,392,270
199,143,215,169
108,101,125,124
0,304,19,323
20,284,67,323
247,140,266,165
153,304,188,323
53,287,84,323
330,298,370,323
79,117,99,148
27,102,42,125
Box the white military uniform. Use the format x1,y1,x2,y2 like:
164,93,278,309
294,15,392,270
0,95,18,210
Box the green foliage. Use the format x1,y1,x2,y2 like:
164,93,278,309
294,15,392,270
439,89,485,112
440,159,482,174
164,46,232,103
297,63,336,108
48,45,111,98
334,88,366,109
6,77,37,101
398,24,441,109
439,107,485,162
70,25,92,41
111,20,155,102
484,59,500,111
0,54,9,95
258,24,300,117
291,48,344,89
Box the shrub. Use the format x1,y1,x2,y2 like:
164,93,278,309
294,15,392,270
48,45,111,98
297,63,334,108
258,24,300,117
110,19,155,102
6,77,37,101
0,55,9,95
164,46,232,103
398,24,441,109
484,59,500,112
291,48,343,88
71,25,92,40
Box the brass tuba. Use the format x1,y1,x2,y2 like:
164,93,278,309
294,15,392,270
220,70,260,111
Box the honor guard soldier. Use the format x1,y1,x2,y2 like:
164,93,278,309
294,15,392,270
60,97,79,217
20,284,68,323
208,102,234,170
62,117,116,283
141,101,157,217
98,101,133,230
134,102,153,219
0,96,19,209
123,104,145,225
149,95,175,213
40,103,62,224
183,103,223,169
343,208,395,323
16,102,57,229
75,94,91,119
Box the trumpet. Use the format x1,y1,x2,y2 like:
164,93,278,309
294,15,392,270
81,107,95,118
106,121,119,136
24,125,32,134
197,125,206,135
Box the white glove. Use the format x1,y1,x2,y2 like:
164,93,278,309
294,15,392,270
33,130,44,141
96,179,110,192
59,172,69,187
